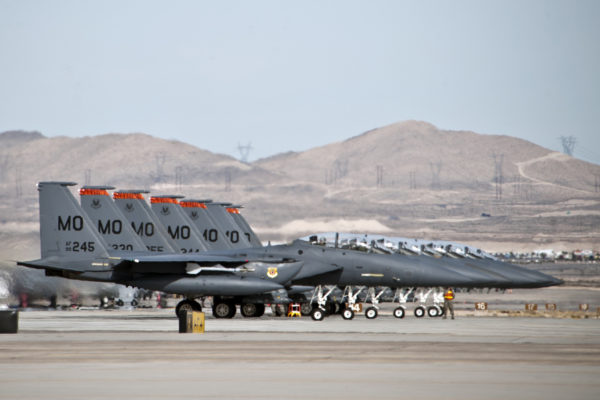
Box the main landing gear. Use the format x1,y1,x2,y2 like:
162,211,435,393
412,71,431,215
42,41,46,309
412,288,444,318
175,298,202,318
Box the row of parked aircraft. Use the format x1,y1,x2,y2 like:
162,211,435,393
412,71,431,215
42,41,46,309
17,182,563,320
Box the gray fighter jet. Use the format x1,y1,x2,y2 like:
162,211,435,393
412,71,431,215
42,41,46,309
18,182,303,317
104,190,563,320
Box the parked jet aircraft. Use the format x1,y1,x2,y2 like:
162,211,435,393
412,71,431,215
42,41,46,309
108,189,563,320
19,182,563,322
18,182,303,318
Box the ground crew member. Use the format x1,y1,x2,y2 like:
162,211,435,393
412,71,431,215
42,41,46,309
443,287,455,319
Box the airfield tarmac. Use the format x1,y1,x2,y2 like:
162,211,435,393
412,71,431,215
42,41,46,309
1,300,600,400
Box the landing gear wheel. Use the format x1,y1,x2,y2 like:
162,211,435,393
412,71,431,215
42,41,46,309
311,308,325,321
326,302,339,315
240,303,264,318
414,306,426,318
427,306,439,317
393,306,406,319
213,302,236,319
342,308,355,320
254,304,265,317
241,303,258,317
435,305,443,317
175,299,202,318
300,303,313,315
365,307,378,319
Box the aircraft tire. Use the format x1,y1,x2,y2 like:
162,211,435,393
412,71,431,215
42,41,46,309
365,307,378,319
300,303,313,315
342,308,354,320
414,306,426,318
213,301,235,319
241,303,257,317
176,299,202,318
427,306,439,318
434,305,443,317
311,308,325,321
326,302,339,315
393,306,406,319
241,303,264,318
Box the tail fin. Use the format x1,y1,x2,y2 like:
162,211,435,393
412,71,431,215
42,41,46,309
79,186,147,252
149,196,208,253
204,202,252,249
179,199,234,250
112,190,179,253
227,205,263,247
38,182,110,259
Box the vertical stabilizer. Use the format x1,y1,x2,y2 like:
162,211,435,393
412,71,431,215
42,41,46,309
205,203,252,249
79,186,147,252
150,196,208,253
38,182,110,259
112,190,179,253
179,200,234,250
227,205,263,247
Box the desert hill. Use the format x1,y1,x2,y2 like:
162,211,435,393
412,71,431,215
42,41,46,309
1,121,599,267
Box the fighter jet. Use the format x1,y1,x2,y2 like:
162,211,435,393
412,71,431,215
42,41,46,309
18,182,303,318
110,189,563,320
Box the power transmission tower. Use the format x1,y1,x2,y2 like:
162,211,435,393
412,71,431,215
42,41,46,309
155,152,166,183
559,136,576,156
237,142,253,163
15,166,22,199
175,166,183,192
224,169,231,192
430,162,442,189
376,165,384,187
409,170,417,189
513,174,521,197
492,153,504,200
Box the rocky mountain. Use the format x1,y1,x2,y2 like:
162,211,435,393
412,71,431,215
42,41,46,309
1,121,599,266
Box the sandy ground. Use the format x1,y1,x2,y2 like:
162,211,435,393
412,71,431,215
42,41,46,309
1,306,599,400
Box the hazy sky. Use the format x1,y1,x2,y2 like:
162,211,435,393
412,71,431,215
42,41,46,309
1,1,599,164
